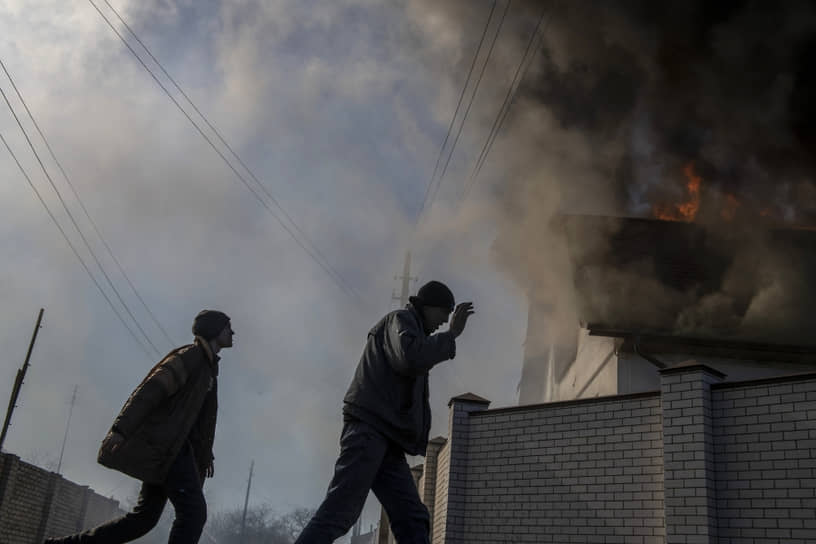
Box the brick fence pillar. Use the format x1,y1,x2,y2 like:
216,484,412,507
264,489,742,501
437,393,490,544
421,436,447,531
660,361,725,544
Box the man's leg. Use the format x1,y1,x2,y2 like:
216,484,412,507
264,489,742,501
43,482,166,544
371,443,430,544
164,443,208,544
295,420,389,544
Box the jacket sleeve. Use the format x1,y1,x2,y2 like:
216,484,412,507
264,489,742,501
113,355,190,438
386,311,456,376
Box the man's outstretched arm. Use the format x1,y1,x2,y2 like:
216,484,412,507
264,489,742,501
387,302,475,376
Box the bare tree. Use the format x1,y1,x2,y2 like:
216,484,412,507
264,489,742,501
208,504,316,544
279,507,316,542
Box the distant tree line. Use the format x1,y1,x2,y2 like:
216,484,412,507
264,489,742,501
126,497,315,544
207,504,314,544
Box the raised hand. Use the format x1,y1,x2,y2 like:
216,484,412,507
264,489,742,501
449,302,475,338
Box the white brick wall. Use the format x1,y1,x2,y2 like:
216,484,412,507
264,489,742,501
423,437,446,536
438,398,490,544
433,441,450,544
457,393,665,543
712,375,816,543
424,367,816,544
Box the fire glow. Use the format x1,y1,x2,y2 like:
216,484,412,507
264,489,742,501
653,162,702,222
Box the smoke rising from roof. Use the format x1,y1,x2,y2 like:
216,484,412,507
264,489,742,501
431,1,816,344
523,1,816,220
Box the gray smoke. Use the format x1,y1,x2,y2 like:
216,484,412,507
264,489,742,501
520,0,816,219
426,0,816,344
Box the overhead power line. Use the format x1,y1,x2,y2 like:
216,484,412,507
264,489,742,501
414,0,499,228
0,58,176,350
87,0,363,305
0,127,156,361
423,0,512,224
461,6,552,203
100,0,351,302
0,79,162,358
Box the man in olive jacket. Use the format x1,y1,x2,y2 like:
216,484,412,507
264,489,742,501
45,310,234,544
295,281,474,544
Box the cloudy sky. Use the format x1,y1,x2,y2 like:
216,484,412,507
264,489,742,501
0,0,531,532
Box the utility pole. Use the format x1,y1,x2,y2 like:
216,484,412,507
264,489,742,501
57,385,78,474
391,251,417,307
0,308,44,452
239,459,254,544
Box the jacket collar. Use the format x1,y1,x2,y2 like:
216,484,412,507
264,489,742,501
405,303,428,336
194,336,220,374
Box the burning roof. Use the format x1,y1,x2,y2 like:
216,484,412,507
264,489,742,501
560,213,816,346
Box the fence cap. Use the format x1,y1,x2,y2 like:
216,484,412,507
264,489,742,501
448,392,491,407
659,359,726,379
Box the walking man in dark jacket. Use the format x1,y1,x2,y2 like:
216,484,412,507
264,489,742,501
295,281,474,544
45,310,234,544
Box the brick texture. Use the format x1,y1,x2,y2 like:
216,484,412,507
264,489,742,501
660,364,723,544
445,394,665,544
422,437,446,535
386,370,816,543
82,490,122,529
433,439,451,544
712,376,816,544
0,456,54,543
0,453,124,544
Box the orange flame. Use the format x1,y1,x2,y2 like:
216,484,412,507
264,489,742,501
653,162,701,222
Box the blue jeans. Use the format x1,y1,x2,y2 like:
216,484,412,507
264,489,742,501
45,443,206,544
295,419,430,544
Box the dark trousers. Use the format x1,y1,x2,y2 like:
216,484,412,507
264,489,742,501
295,419,430,544
46,443,207,544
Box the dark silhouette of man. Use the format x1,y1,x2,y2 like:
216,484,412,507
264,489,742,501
45,310,234,544
295,281,474,543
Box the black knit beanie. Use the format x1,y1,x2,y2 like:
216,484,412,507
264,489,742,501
192,310,231,340
409,281,455,311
